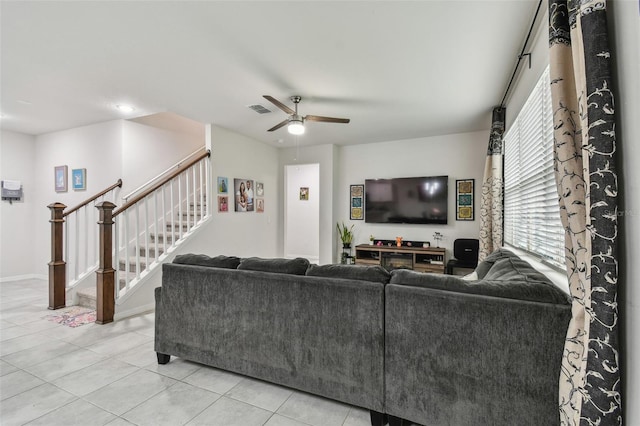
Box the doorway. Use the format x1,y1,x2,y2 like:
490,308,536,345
284,163,320,263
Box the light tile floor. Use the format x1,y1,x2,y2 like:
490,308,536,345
0,279,373,426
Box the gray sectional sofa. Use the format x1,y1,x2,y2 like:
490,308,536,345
154,256,388,416
154,249,571,426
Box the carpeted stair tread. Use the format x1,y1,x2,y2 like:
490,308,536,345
76,286,97,310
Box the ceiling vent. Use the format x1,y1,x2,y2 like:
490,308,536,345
247,104,272,114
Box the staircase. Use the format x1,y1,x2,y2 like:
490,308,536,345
77,200,206,310
51,149,211,322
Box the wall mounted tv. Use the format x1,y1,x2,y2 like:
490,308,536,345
365,176,448,224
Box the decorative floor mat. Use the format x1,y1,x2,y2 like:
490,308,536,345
44,306,96,327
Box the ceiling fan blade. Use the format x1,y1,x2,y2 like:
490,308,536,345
263,95,295,115
267,119,289,132
304,115,350,124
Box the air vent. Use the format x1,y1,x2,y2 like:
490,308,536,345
248,104,272,114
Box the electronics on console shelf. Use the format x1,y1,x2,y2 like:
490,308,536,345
372,239,432,248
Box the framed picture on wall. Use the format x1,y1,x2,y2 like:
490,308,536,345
217,176,228,194
54,165,68,193
218,196,228,212
72,168,86,191
234,178,254,212
256,182,264,197
350,184,364,220
300,187,309,200
456,179,474,221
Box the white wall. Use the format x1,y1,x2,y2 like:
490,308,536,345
610,1,640,421
504,6,549,132
0,130,37,280
337,131,487,261
111,123,279,319
121,118,204,197
20,115,205,278
184,125,279,258
32,120,125,278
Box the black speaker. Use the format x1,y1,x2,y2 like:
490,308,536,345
453,239,479,264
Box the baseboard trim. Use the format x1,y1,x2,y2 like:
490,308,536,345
114,302,155,321
0,274,47,283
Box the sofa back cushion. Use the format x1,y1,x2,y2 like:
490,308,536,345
238,257,310,275
475,248,520,279
173,254,241,269
483,257,552,283
390,266,570,305
306,264,391,284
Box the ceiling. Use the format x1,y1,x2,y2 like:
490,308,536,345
0,1,539,148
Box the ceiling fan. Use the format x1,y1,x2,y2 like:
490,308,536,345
263,95,350,135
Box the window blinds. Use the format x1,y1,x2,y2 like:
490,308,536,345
504,67,565,269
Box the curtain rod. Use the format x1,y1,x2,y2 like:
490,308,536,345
499,0,544,109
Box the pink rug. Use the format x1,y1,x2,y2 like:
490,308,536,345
44,306,96,328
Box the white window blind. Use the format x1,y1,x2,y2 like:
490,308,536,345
504,66,565,269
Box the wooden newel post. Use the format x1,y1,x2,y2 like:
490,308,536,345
48,203,67,309
96,201,116,324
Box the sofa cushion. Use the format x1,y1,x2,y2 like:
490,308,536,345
173,254,240,269
238,257,310,275
306,264,391,284
461,271,478,281
483,257,552,283
475,248,519,279
390,268,570,305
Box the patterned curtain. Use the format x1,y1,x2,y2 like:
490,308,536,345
478,107,505,261
549,1,621,424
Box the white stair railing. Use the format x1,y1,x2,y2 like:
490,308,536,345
64,183,122,286
112,151,210,299
48,180,123,310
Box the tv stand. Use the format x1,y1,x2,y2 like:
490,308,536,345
354,244,446,274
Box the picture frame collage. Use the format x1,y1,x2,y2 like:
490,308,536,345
54,165,86,192
218,176,264,213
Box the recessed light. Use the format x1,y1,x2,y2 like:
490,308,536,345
115,104,135,113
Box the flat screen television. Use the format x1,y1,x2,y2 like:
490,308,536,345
365,176,448,224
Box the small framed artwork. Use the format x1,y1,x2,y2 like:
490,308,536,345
456,179,474,221
218,196,228,212
54,165,68,193
350,184,364,220
256,182,264,197
72,168,86,191
217,177,228,194
256,198,264,213
300,187,309,201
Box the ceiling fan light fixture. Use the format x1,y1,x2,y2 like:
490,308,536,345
115,104,135,113
288,118,305,135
